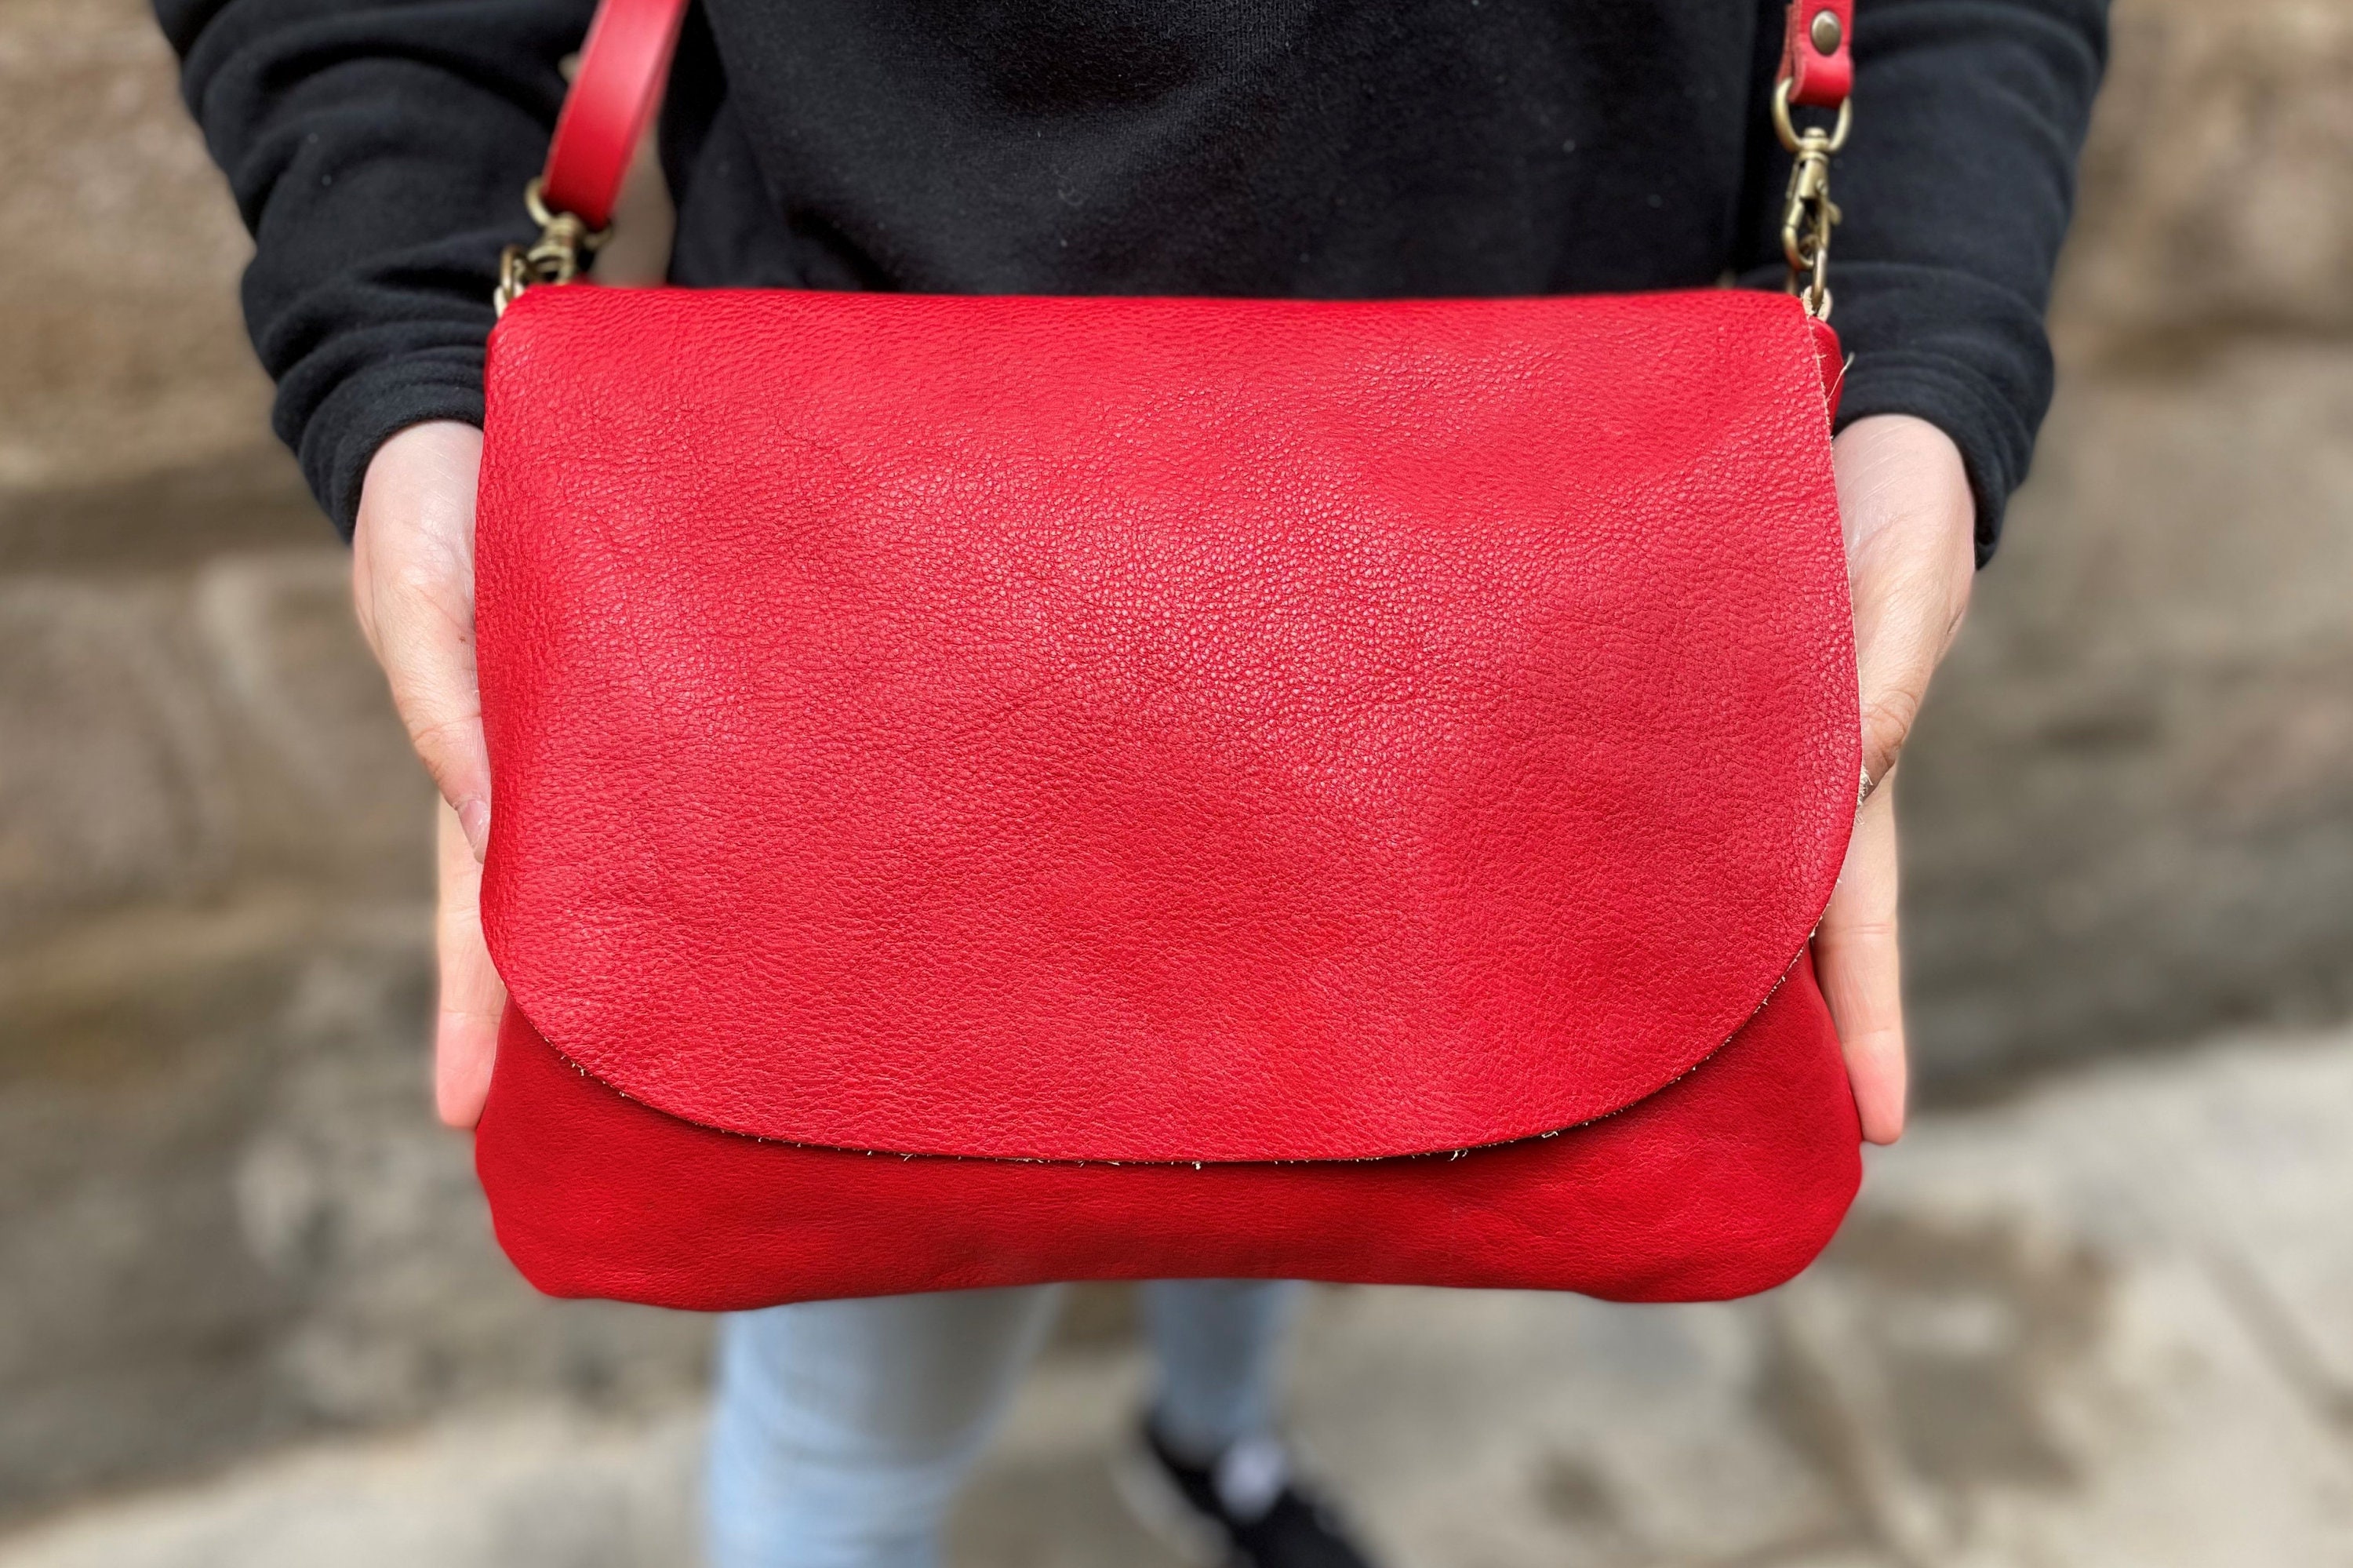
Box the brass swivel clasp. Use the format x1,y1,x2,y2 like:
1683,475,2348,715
1773,80,1852,321
494,178,609,316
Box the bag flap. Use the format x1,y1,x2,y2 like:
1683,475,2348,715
476,287,1857,1163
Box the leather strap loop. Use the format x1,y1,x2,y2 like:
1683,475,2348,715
536,0,1854,233
1777,0,1856,111
540,0,691,230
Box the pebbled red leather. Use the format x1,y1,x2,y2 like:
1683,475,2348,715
478,0,1869,1308
476,947,1862,1309
476,286,1858,1166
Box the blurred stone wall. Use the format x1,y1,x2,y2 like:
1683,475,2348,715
1901,0,2353,1082
0,0,705,1523
0,0,2347,1525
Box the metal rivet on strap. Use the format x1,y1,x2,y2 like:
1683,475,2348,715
1810,9,1843,54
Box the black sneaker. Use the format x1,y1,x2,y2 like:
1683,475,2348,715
1115,1418,1380,1568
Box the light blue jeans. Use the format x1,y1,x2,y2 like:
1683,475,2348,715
703,1279,1303,1568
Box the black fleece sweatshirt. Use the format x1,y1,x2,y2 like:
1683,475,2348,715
158,0,2107,560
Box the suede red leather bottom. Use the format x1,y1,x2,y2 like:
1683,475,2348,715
476,951,1861,1309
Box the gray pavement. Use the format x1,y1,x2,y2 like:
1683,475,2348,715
4,1027,2348,1568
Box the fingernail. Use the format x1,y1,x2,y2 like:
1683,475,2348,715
457,798,492,861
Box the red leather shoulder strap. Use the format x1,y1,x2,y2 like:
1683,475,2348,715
540,0,692,229
539,2,1855,231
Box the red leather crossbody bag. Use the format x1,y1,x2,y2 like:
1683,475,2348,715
472,0,1867,1309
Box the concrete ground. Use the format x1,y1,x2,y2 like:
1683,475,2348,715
4,1026,2347,1568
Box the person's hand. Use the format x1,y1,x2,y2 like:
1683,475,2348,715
1815,413,1977,1145
351,420,506,1130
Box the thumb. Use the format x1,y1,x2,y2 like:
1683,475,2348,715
1816,770,1906,1144
435,797,507,1129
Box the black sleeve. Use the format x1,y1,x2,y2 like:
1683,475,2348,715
1737,0,2109,563
158,0,596,537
